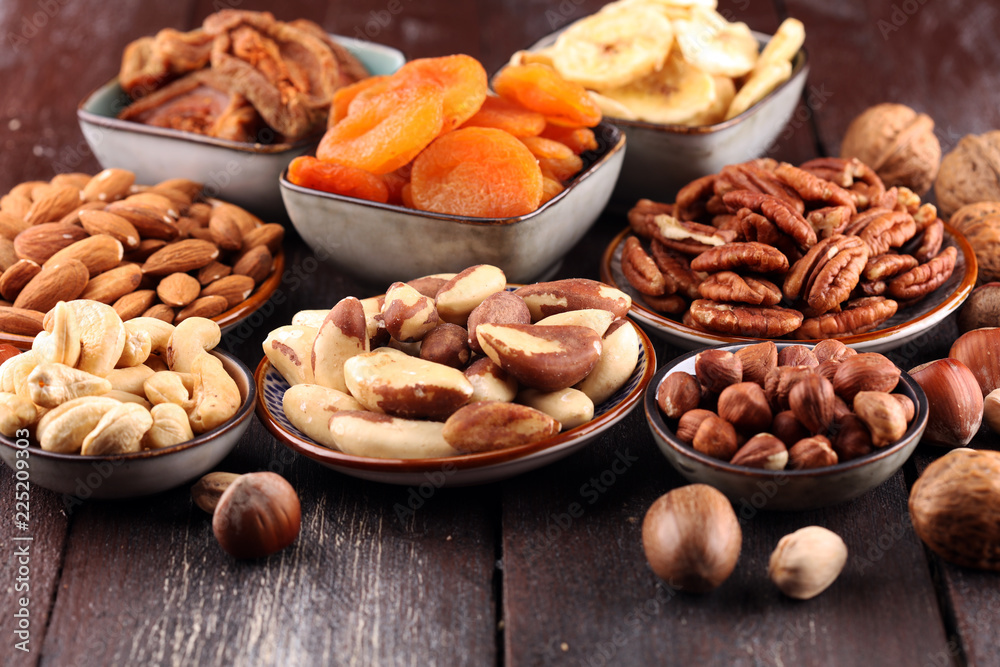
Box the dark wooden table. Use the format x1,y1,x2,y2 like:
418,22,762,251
3,1,1000,665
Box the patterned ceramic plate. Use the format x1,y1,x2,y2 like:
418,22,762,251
255,319,656,487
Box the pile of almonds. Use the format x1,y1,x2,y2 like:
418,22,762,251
656,340,914,469
0,168,283,336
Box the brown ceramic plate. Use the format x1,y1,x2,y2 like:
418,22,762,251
601,223,977,352
0,248,284,347
254,319,655,487
645,342,928,510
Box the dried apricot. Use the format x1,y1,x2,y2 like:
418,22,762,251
400,183,414,209
383,170,409,206
318,82,444,174
410,127,543,217
540,124,599,154
329,75,388,126
520,136,584,182
461,95,546,137
395,55,488,132
287,156,388,203
541,177,565,204
494,64,602,128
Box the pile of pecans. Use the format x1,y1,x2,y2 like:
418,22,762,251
622,157,956,338
656,340,915,470
0,168,283,337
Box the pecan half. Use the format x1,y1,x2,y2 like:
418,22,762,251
887,246,957,300
650,240,702,300
641,293,687,314
857,280,887,297
628,199,675,239
783,235,869,315
843,208,917,255
674,174,716,222
721,190,816,249
688,300,804,337
798,157,854,188
714,163,805,214
774,162,857,213
690,241,790,274
806,206,853,239
698,272,782,306
648,213,734,255
912,219,944,263
621,236,665,296
863,253,919,281
791,297,898,339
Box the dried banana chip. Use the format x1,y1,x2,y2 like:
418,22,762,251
600,51,717,124
724,59,792,120
755,17,805,71
674,7,758,78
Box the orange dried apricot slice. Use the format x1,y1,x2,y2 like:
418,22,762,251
400,183,414,209
288,156,389,203
520,136,584,182
540,124,599,154
395,54,488,132
410,127,543,217
494,64,602,128
383,170,409,206
329,75,388,126
318,82,444,175
541,177,565,205
460,95,546,137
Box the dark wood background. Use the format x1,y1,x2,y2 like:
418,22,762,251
2,1,999,665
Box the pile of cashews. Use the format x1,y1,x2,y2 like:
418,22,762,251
0,299,241,454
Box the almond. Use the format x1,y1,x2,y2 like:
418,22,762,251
24,185,81,225
176,295,228,322
9,181,44,200
113,289,158,320
80,263,143,304
82,168,135,203
0,238,16,271
197,260,231,285
186,202,212,226
148,186,193,210
0,306,44,336
13,259,89,312
50,172,92,189
157,272,201,307
0,259,41,301
212,202,259,236
57,200,106,226
241,223,284,254
43,234,124,276
201,274,254,308
105,202,178,240
143,303,176,323
13,222,89,263
152,178,203,200
142,239,219,275
232,245,272,285
0,211,29,240
79,210,141,249
124,239,167,263
209,208,243,251
1,193,32,219
122,192,177,216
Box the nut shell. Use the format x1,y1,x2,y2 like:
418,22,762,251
935,131,1000,219
212,472,301,559
840,103,940,195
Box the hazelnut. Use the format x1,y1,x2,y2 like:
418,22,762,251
957,283,1000,331
949,328,1000,395
642,484,742,593
814,360,838,383
694,349,742,394
657,371,702,419
717,382,772,434
692,416,739,461
840,103,940,196
935,131,1000,219
764,366,816,412
950,206,1000,286
852,391,908,448
212,472,301,559
832,395,852,421
832,353,900,402
986,388,1000,434
788,374,835,434
731,433,788,470
812,339,856,364
768,526,848,599
788,435,838,469
772,410,809,449
777,345,818,368
191,471,241,514
832,414,874,462
892,394,915,423
909,448,1000,571
735,341,777,386
908,358,983,447
676,408,716,443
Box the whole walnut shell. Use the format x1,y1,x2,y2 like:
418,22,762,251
840,103,941,196
950,201,1000,284
935,130,1000,219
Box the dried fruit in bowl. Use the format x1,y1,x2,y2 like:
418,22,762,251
287,157,389,203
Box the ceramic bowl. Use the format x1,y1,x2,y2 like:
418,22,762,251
644,342,928,511
77,36,406,218
279,121,626,286
601,224,977,353
255,319,655,487
526,31,808,205
0,350,255,499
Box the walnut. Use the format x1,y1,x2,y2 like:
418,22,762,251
840,104,941,197
935,131,1000,219
950,201,1000,284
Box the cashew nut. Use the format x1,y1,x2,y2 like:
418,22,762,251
282,383,363,447
143,371,195,409
37,396,120,453
1,350,40,398
187,353,240,434
142,402,194,449
79,402,153,455
128,317,175,356
103,390,152,408
263,325,318,386
34,301,81,367
117,325,152,368
106,364,156,396
145,354,169,372
27,362,113,408
0,392,37,437
61,300,126,378
166,317,222,373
